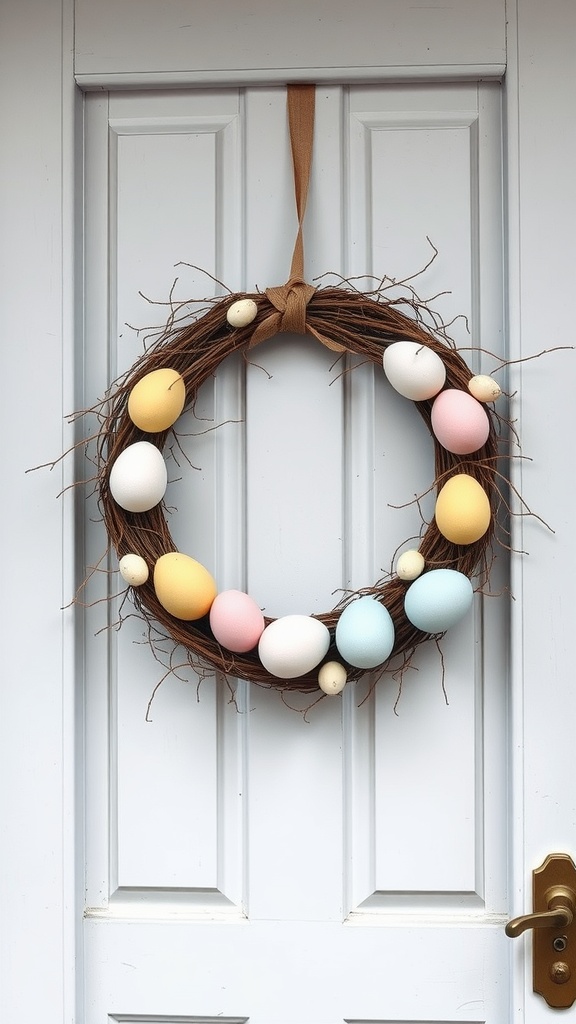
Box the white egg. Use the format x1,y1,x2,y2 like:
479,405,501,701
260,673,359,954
119,553,149,586
226,298,258,328
396,549,425,581
258,615,331,679
467,374,502,402
318,661,347,695
109,440,168,513
383,340,446,401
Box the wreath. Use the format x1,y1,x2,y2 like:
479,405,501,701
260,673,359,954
92,86,508,699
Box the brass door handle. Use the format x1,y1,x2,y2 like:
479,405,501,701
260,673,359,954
505,887,574,937
505,854,576,1009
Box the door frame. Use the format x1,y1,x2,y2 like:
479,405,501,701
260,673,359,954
2,0,576,1020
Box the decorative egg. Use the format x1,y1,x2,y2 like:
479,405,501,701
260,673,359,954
396,549,425,581
258,615,330,679
209,590,265,653
153,552,217,621
109,440,168,513
226,298,258,328
318,661,347,695
335,596,395,669
119,553,149,586
435,474,491,545
383,341,446,401
404,569,474,633
127,368,186,433
431,388,490,454
468,374,502,402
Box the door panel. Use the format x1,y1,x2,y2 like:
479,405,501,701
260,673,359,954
82,82,508,1020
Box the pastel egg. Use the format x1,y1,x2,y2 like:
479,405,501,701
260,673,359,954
335,596,395,669
435,474,491,545
119,553,149,586
209,590,265,653
383,341,446,401
153,552,217,621
109,440,168,513
127,368,186,433
468,374,502,403
318,661,347,695
431,388,490,454
396,549,425,581
404,569,474,633
226,298,258,328
258,615,330,679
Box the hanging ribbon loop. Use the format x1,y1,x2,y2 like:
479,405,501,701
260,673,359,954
248,85,345,354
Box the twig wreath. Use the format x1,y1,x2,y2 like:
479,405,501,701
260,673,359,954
91,85,518,700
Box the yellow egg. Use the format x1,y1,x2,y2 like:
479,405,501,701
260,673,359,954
435,474,491,545
128,368,186,433
153,552,217,620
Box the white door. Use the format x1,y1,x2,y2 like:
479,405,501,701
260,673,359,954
2,2,576,1023
81,80,508,1023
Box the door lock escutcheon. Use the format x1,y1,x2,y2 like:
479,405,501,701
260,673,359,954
506,853,576,1009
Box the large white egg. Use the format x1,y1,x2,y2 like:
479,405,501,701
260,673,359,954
383,340,446,401
258,615,331,679
109,440,168,513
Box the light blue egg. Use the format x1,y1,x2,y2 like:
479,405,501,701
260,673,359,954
404,569,473,633
335,596,395,669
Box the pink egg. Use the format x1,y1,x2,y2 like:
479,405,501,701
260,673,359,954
209,590,265,653
431,388,490,454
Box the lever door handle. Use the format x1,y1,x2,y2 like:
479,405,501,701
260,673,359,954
505,887,574,937
505,854,576,1009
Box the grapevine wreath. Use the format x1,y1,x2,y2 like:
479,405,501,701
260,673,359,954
94,85,509,699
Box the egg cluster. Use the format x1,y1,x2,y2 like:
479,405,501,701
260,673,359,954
107,320,501,697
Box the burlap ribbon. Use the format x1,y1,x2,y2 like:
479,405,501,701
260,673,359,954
249,85,345,354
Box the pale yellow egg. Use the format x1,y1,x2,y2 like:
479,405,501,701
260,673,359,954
226,298,258,328
128,368,186,433
435,474,491,545
153,552,217,621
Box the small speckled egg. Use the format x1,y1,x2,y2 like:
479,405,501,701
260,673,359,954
128,368,186,433
404,569,474,633
318,661,347,695
435,473,491,545
226,298,258,328
109,441,168,513
468,374,502,403
258,615,330,679
431,388,490,454
119,553,149,586
153,552,217,621
335,596,395,669
209,590,265,653
383,340,446,401
396,549,425,581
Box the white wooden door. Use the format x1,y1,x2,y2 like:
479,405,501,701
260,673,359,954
2,2,576,1023
81,80,508,1023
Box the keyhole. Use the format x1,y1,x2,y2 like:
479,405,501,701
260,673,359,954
553,936,568,952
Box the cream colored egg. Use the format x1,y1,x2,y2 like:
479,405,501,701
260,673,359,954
119,553,149,586
467,374,502,402
396,549,425,581
318,661,347,695
226,298,258,328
